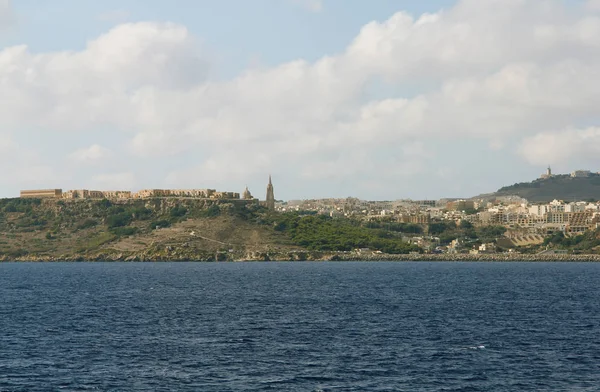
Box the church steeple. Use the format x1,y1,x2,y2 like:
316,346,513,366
266,175,275,211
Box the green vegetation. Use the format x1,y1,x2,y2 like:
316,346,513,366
110,227,139,236
428,222,455,235
266,213,421,253
149,220,171,229
426,220,506,246
170,206,188,218
6,196,600,259
364,221,423,234
0,198,274,259
199,204,221,218
76,232,118,253
543,230,600,252
76,218,98,230
0,198,41,213
106,212,132,229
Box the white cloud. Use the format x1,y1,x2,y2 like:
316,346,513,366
0,0,14,29
69,144,112,164
1,0,600,198
0,22,209,130
518,128,600,166
0,133,15,154
0,136,63,194
587,0,600,10
291,0,323,13
16,165,59,185
165,151,273,189
89,172,137,190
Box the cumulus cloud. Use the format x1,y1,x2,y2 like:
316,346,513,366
89,172,137,190
1,0,600,198
69,144,112,164
518,128,600,166
0,22,209,130
0,135,62,194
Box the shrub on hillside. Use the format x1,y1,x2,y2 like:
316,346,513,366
110,226,139,236
106,213,132,228
76,218,98,230
170,206,188,218
200,205,221,218
149,220,171,230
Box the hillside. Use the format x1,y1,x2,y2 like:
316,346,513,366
490,174,600,203
0,197,419,261
0,198,300,261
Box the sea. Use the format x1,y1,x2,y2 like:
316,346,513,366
0,261,599,391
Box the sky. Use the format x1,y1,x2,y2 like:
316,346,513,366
1,0,600,201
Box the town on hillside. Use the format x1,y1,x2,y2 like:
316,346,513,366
275,168,600,254
12,169,600,255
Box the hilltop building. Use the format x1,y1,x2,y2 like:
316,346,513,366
242,186,253,200
540,166,553,179
571,170,591,178
20,189,62,199
19,188,240,200
266,175,275,211
63,190,105,199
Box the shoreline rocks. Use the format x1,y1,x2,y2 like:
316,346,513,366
2,251,600,262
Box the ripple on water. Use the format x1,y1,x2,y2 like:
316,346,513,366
1,261,600,391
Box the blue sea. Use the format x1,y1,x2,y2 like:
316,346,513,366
0,261,599,391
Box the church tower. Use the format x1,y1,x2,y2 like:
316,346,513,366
266,175,275,211
541,165,553,179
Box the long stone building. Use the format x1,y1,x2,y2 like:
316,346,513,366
20,189,62,198
20,188,242,200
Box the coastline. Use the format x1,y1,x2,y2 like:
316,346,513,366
2,252,600,262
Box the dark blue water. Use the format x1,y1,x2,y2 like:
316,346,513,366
1,262,599,391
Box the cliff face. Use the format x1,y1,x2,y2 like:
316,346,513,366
0,198,300,261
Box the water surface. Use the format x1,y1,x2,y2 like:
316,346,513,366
1,261,599,391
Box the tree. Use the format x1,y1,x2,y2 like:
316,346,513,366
460,220,474,230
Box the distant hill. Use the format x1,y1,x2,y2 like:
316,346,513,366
0,198,298,261
0,197,420,261
490,174,600,203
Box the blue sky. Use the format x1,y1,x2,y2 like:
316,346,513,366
1,0,600,200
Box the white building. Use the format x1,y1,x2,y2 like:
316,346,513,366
571,170,591,178
565,202,587,213
529,205,550,216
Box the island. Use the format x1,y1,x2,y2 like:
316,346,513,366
3,170,600,262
